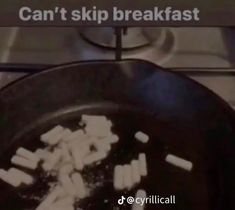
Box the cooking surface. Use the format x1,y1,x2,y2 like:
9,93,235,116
0,108,213,210
1,60,234,210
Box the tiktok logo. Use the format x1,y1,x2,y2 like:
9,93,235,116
118,196,126,205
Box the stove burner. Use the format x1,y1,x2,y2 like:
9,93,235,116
80,27,165,50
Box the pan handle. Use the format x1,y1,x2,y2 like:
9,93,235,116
114,27,126,61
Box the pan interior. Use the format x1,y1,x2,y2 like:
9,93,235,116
0,103,220,210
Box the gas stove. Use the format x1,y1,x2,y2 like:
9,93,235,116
0,27,235,108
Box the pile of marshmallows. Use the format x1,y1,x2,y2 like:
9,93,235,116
113,153,147,191
0,115,150,210
0,114,193,210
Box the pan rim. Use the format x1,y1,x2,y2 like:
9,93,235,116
0,58,234,120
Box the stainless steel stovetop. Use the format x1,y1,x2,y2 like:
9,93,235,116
0,27,235,108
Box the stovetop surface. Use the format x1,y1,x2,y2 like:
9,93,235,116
0,27,234,108
0,27,234,67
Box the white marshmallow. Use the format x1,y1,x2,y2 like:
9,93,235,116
102,135,119,144
60,143,72,163
36,185,65,210
42,149,62,171
35,149,50,161
64,129,85,142
0,169,21,187
165,154,193,171
93,140,111,152
138,153,147,177
59,164,74,176
16,147,40,163
113,165,124,190
83,115,113,138
83,151,106,165
132,189,147,210
109,135,119,144
71,172,87,199
40,125,64,143
135,131,149,143
9,168,33,185
11,155,37,170
81,115,109,124
68,138,91,156
51,196,74,207
71,147,84,171
47,129,72,145
85,124,112,138
131,160,141,185
123,164,133,189
59,174,77,196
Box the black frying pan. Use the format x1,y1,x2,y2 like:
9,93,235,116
0,59,235,210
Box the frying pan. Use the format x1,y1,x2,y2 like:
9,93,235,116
0,59,235,210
